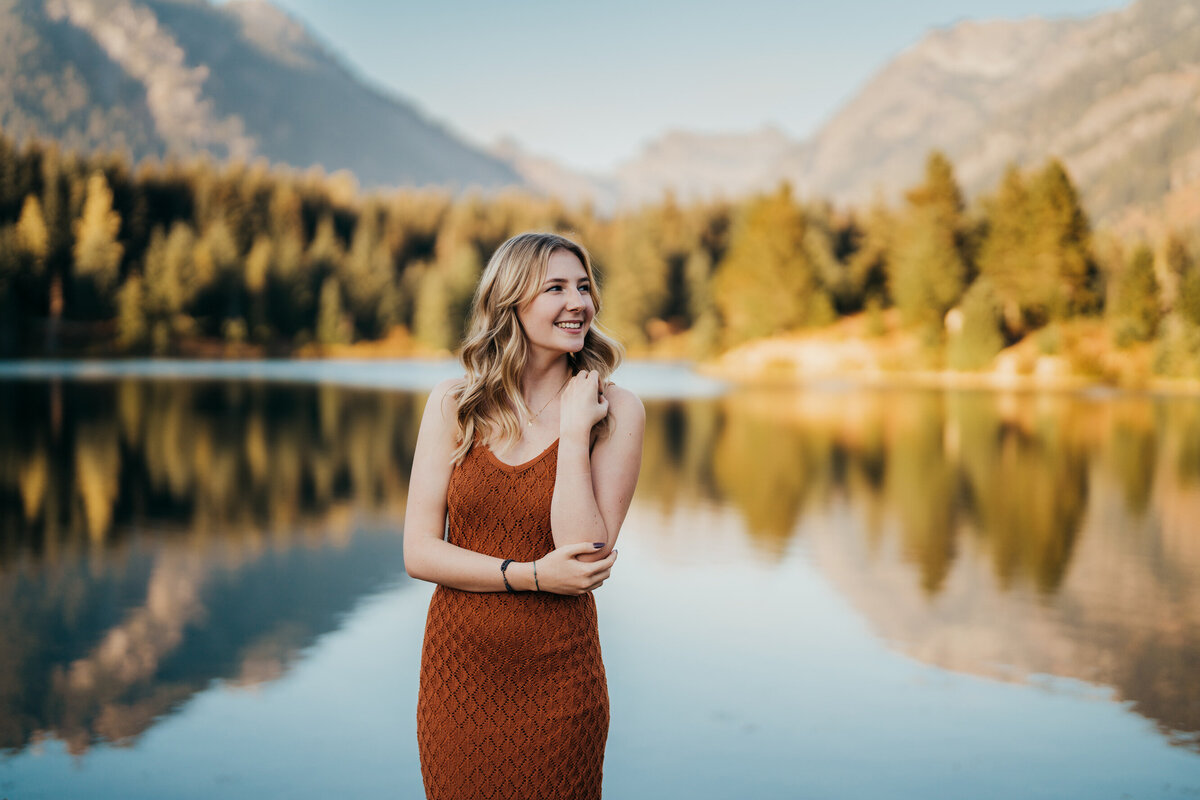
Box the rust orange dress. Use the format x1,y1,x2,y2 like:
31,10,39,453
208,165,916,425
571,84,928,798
416,438,609,800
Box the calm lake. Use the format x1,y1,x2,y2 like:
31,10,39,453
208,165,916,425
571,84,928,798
1,361,1198,799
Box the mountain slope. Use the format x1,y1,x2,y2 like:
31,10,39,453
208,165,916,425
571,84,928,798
784,0,1200,221
587,0,1200,223
0,0,520,189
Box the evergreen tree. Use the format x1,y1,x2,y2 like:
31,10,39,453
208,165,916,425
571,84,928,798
598,216,671,347
413,263,452,350
1029,159,1095,315
888,152,967,327
1179,261,1200,328
1109,244,1161,344
341,210,395,338
142,228,180,353
15,195,49,275
843,202,892,311
116,273,147,351
0,226,17,313
1165,234,1198,323
947,280,1005,370
316,276,349,346
978,166,1037,335
978,161,1094,335
684,248,720,358
306,214,343,281
163,221,198,310
73,171,124,294
244,234,273,341
269,227,309,337
712,185,829,346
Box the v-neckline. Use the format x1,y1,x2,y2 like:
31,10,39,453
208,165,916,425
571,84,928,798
482,438,560,471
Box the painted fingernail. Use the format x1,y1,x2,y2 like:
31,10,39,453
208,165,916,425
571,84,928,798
593,542,604,548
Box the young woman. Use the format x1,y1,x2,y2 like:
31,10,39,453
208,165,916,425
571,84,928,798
404,232,645,800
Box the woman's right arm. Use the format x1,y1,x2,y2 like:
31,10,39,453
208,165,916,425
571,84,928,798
403,378,616,595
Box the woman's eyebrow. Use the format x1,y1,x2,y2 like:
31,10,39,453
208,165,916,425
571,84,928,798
542,277,589,285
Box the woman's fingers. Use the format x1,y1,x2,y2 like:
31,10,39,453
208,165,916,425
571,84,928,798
587,551,616,575
563,541,602,558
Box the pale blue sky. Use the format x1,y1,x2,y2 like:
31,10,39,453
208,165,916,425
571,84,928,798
236,0,1132,172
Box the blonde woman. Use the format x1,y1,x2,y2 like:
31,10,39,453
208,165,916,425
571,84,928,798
404,232,645,799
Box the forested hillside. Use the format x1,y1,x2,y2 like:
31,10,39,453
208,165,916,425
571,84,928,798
2,127,1199,381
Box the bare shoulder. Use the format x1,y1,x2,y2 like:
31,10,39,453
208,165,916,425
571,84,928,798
604,383,645,433
425,377,466,427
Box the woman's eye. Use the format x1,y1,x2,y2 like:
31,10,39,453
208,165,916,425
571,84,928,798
579,284,590,293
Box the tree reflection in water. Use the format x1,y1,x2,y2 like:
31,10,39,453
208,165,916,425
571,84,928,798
0,379,417,754
1,378,1198,756
639,388,1200,751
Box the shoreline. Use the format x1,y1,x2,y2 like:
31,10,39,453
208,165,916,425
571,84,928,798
696,360,1200,397
4,354,1200,398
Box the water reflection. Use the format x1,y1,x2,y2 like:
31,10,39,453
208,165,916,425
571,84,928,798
1,378,1198,758
0,379,416,754
640,389,1200,750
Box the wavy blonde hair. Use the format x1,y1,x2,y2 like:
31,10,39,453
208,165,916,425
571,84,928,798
451,232,623,464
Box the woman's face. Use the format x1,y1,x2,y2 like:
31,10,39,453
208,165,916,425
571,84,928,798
517,249,594,357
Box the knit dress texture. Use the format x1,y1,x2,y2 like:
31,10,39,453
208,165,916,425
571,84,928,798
416,438,609,800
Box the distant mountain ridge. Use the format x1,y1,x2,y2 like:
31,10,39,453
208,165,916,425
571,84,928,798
518,0,1197,223
583,0,1200,223
784,0,1200,222
3,0,1197,223
0,0,520,188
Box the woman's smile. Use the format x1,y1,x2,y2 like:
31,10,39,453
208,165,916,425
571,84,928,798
519,249,595,353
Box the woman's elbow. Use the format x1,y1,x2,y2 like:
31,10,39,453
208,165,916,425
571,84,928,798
403,539,429,581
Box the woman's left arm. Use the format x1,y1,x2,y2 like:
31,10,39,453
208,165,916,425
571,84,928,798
552,372,645,560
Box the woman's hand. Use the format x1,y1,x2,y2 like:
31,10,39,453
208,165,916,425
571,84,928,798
534,541,617,595
559,370,608,439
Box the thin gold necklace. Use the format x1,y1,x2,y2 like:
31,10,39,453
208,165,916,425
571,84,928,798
525,376,569,427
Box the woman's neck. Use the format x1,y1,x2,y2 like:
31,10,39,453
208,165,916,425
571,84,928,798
521,352,570,402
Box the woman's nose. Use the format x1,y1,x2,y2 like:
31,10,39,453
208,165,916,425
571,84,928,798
565,289,584,309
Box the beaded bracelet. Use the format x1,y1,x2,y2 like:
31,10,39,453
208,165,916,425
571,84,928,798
500,558,515,593
533,559,540,592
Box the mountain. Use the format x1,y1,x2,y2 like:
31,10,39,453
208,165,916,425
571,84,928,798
581,0,1200,223
0,0,520,189
4,0,1196,222
612,126,795,206
783,0,1200,222
490,136,619,209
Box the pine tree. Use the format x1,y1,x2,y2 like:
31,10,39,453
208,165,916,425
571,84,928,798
978,161,1095,336
341,210,395,338
1110,244,1161,344
307,214,343,280
1165,234,1198,323
73,172,124,293
15,195,49,274
164,221,198,310
844,202,892,311
244,234,273,341
712,185,829,346
413,263,452,350
116,273,147,351
947,280,1005,369
599,215,671,347
889,152,968,327
1029,160,1094,316
0,226,17,300
316,275,349,346
0,134,19,221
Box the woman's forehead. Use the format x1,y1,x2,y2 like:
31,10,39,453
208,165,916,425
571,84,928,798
542,249,587,280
